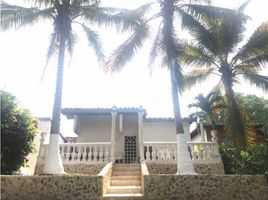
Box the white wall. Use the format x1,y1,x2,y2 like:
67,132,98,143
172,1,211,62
77,115,111,142
114,115,138,159
143,121,176,142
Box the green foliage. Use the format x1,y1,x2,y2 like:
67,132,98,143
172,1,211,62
220,143,268,175
237,93,268,138
1,90,37,174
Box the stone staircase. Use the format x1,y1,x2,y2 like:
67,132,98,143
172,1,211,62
104,164,143,199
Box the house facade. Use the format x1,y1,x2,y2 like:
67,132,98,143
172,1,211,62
35,106,224,175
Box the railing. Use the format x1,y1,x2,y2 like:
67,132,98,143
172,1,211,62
143,141,221,164
187,142,221,164
143,142,177,163
37,142,112,164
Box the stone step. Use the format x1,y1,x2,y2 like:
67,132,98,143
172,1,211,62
113,165,141,171
111,175,141,181
112,171,140,176
103,193,143,199
113,164,140,167
107,186,142,194
111,179,141,186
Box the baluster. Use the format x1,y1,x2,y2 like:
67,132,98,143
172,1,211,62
65,145,70,163
151,146,156,161
160,145,165,161
70,145,76,163
202,144,208,160
173,147,177,161
166,145,171,160
82,145,87,162
93,145,98,163
191,145,197,161
156,146,161,161
88,145,93,163
197,145,202,160
104,145,109,162
145,146,150,161
76,145,81,162
99,145,104,163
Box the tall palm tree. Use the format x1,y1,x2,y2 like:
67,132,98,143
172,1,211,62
0,0,146,174
180,2,268,146
105,0,237,174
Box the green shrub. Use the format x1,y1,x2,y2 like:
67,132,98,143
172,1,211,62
220,143,268,175
1,90,38,174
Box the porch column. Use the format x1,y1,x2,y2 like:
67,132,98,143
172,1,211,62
138,111,145,162
182,119,191,142
111,112,117,162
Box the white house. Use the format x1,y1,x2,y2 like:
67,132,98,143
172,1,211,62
35,106,223,175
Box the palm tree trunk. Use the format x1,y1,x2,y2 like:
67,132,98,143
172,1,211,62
43,34,66,174
163,0,195,174
170,64,184,134
221,65,248,146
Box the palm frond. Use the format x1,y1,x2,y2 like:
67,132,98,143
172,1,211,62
105,23,149,72
81,24,105,62
0,1,53,30
243,73,268,91
179,4,239,21
81,3,151,32
183,68,214,90
40,32,58,81
148,21,163,69
232,21,268,64
179,40,217,67
176,7,218,55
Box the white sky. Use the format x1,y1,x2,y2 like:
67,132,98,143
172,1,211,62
0,0,268,134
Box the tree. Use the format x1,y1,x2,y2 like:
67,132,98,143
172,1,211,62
188,91,224,126
106,0,236,174
237,93,268,139
1,90,38,175
180,2,268,146
0,0,146,174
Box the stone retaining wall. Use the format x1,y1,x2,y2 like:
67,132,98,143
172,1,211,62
146,163,224,174
34,164,105,175
2,174,267,200
1,175,102,200
144,175,268,200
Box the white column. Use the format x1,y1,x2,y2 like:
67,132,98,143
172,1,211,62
138,111,144,162
111,112,117,162
182,120,191,142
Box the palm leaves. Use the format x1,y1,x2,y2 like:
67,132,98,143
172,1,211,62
188,91,224,126
180,2,268,146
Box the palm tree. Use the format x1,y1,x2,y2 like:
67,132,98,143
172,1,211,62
0,0,146,174
105,0,237,174
180,2,268,146
188,91,224,127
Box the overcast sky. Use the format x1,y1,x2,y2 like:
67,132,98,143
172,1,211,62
0,0,267,125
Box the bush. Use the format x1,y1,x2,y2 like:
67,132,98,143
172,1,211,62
220,143,268,175
1,90,38,174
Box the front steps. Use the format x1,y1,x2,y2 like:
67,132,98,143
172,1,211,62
104,164,143,199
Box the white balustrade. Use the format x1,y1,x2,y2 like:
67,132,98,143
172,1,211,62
143,142,177,163
187,141,222,164
37,142,112,164
143,141,221,164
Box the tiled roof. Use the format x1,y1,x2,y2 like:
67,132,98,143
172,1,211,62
62,106,146,119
